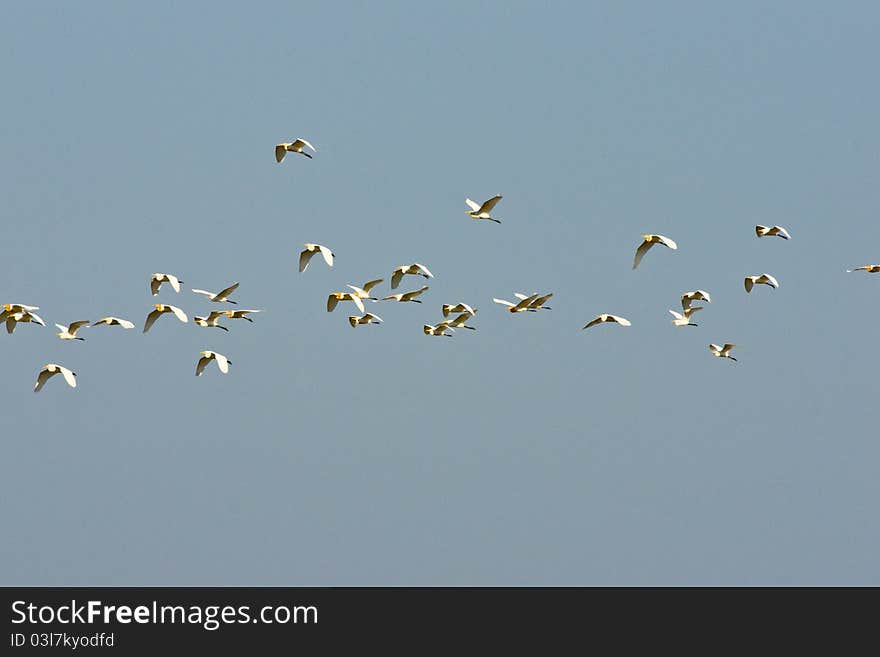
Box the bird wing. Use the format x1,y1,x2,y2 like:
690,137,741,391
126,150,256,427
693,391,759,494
722,344,736,354
530,293,553,307
168,274,181,292
299,249,315,273
608,315,631,326
683,306,703,318
382,294,401,301
656,235,677,249
34,369,54,392
6,317,17,334
414,263,433,278
143,309,161,333
493,298,514,307
362,279,383,294
55,323,66,332
669,310,683,320
761,274,779,288
169,305,188,322
744,277,754,293
191,289,213,298
318,245,334,267
275,144,287,163
69,320,90,334
512,294,539,311
150,278,161,296
513,293,530,300
390,269,403,289
216,282,239,299
365,313,382,323
294,138,316,152
478,194,502,213
60,367,77,388
352,296,365,313
118,318,135,329
215,353,230,374
402,286,428,301
27,311,45,326
206,310,225,322
327,295,339,312
465,198,480,212
632,240,653,270
196,356,210,376
582,317,602,330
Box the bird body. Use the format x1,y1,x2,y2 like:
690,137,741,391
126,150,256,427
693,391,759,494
196,350,230,376
582,314,631,330
709,343,738,361
445,312,477,330
493,294,539,313
34,364,77,392
224,309,261,322
633,234,678,270
299,244,335,272
847,265,880,273
0,303,39,323
56,320,90,341
328,292,365,313
348,313,383,327
347,279,384,301
424,322,454,337
194,310,229,331
143,304,188,332
382,286,429,303
755,225,791,240
744,273,779,293
669,307,702,327
150,273,183,295
5,310,45,334
391,263,433,289
681,290,711,310
92,316,135,329
275,138,316,162
442,303,477,318
465,195,503,223
191,282,239,304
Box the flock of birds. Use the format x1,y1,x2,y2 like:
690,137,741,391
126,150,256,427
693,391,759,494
6,136,880,392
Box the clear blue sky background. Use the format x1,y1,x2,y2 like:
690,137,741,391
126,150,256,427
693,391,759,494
2,2,878,585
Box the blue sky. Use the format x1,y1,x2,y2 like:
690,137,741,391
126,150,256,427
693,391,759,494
2,2,878,584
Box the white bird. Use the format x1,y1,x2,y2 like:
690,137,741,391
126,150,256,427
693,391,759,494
669,307,702,327
445,312,477,330
493,293,539,313
424,321,454,337
191,282,240,304
347,279,384,301
847,264,880,273
382,286,429,303
34,363,77,392
348,313,383,327
681,290,712,310
515,292,553,311
441,303,477,318
56,320,90,341
299,244,334,272
224,309,262,322
755,225,791,240
327,292,365,313
633,234,678,270
0,303,39,323
709,343,738,362
194,310,229,331
5,310,45,334
275,138,316,162
150,273,183,296
465,195,503,223
744,273,779,293
582,314,632,330
92,316,135,329
196,350,231,376
143,304,188,333
391,263,433,289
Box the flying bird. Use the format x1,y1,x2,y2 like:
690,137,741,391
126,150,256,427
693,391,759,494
445,312,477,330
327,292,365,313
382,286,429,303
709,343,738,362
669,307,702,327
744,274,779,293
633,234,678,270
196,350,231,376
56,321,90,341
275,138,316,162
150,273,183,296
465,195,503,223
34,364,77,392
194,310,229,331
493,294,539,313
191,282,240,304
347,279,384,301
391,264,433,289
299,244,334,272
515,292,553,311
442,303,477,318
5,310,45,334
681,290,712,310
143,304,188,333
755,225,791,240
92,316,135,329
224,309,262,322
846,265,880,273
424,322,454,337
0,303,39,323
582,314,632,330
348,313,383,327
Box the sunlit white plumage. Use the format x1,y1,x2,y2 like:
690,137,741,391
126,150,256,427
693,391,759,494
493,294,539,313
56,321,90,341
582,314,632,330
327,292,365,313
275,138,316,162
194,310,228,331
348,313,383,327
143,304,188,333
744,273,779,293
846,264,880,273
633,234,678,270
465,195,503,223
5,310,45,334
681,290,712,310
382,286,429,303
191,282,239,304
92,316,135,329
150,273,183,296
424,321,454,337
34,363,77,392
299,244,335,272
390,264,433,289
196,350,230,376
441,303,477,318
347,279,384,301
224,309,262,322
669,307,702,327
755,225,791,240
709,343,738,361
0,303,39,323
